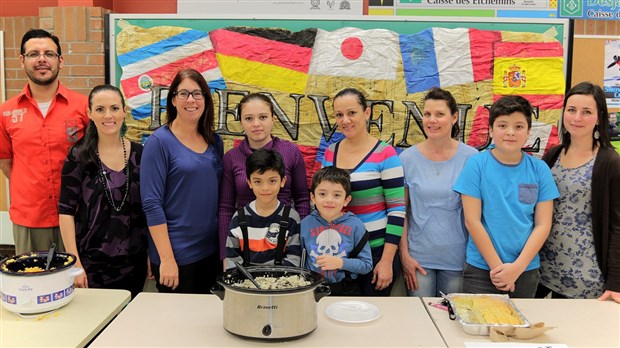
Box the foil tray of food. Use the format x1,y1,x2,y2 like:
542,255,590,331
445,293,530,336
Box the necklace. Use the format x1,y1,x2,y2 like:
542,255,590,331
431,160,448,176
422,142,454,177
96,138,129,212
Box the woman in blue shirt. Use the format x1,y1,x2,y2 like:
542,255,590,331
141,69,223,293
399,88,477,297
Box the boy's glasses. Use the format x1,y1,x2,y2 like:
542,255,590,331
23,51,60,60
174,89,205,100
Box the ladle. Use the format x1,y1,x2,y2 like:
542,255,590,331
299,249,307,280
234,261,261,289
45,243,56,271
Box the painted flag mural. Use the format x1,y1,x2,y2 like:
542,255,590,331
115,21,566,181
116,20,226,126
210,28,315,93
308,27,400,81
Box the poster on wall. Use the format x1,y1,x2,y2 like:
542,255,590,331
558,0,620,20
604,39,620,109
109,16,569,179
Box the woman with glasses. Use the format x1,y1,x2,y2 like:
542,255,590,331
141,69,224,294
218,93,310,261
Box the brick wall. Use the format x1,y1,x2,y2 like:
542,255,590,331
2,6,108,99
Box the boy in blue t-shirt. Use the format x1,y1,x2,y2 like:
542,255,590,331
454,95,560,298
300,166,372,296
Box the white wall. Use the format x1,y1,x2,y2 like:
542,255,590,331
0,211,13,245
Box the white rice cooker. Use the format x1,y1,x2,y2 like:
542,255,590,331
0,251,84,314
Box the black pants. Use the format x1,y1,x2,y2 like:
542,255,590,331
151,254,221,294
535,283,568,299
104,265,147,299
329,277,362,296
359,247,399,297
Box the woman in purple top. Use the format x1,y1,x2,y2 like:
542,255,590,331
218,93,310,259
59,85,147,298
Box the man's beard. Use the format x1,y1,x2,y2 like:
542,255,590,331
26,66,59,86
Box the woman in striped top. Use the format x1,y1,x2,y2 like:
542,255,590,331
322,88,406,296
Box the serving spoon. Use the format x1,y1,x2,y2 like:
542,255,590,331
45,243,56,271
234,261,261,289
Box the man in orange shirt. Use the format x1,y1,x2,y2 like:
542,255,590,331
0,29,89,254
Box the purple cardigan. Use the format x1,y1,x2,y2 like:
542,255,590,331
218,136,311,259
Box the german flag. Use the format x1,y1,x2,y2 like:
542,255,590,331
210,27,316,93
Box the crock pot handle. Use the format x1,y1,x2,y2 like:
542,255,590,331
314,284,331,302
68,268,84,279
210,283,225,300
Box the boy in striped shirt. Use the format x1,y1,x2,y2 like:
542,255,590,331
225,149,301,270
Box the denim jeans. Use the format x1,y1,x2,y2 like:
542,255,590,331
461,263,540,298
406,268,463,297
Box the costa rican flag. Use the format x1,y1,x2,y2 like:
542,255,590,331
117,25,226,120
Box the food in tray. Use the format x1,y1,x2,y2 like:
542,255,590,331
234,275,311,289
451,295,525,325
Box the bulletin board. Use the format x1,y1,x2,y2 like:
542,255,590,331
571,36,620,112
106,15,571,166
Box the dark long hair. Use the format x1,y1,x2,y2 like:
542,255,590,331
423,87,460,138
560,82,612,150
166,69,216,144
75,84,126,174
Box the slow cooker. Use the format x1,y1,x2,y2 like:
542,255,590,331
0,251,84,314
211,265,330,340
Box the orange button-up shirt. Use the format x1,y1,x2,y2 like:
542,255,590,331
0,82,88,227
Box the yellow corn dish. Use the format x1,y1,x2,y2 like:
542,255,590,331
452,296,524,325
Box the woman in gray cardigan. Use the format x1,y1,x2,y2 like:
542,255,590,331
537,82,620,303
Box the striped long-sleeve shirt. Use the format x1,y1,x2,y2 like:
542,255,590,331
323,140,406,249
225,201,301,270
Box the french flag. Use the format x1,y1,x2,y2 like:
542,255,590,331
400,28,500,94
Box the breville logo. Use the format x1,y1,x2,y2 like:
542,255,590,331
257,305,278,310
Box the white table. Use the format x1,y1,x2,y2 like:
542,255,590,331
424,297,620,347
91,293,448,347
0,288,130,348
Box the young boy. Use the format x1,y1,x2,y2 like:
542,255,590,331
454,95,559,298
300,166,372,296
225,149,301,270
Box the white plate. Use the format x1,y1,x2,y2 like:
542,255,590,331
324,300,381,323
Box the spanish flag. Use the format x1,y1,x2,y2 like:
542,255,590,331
493,41,565,96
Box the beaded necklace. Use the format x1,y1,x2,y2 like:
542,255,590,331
96,138,129,212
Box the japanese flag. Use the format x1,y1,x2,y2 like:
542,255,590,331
308,27,400,80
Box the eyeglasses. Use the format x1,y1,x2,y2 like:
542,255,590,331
174,89,205,100
23,51,60,60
